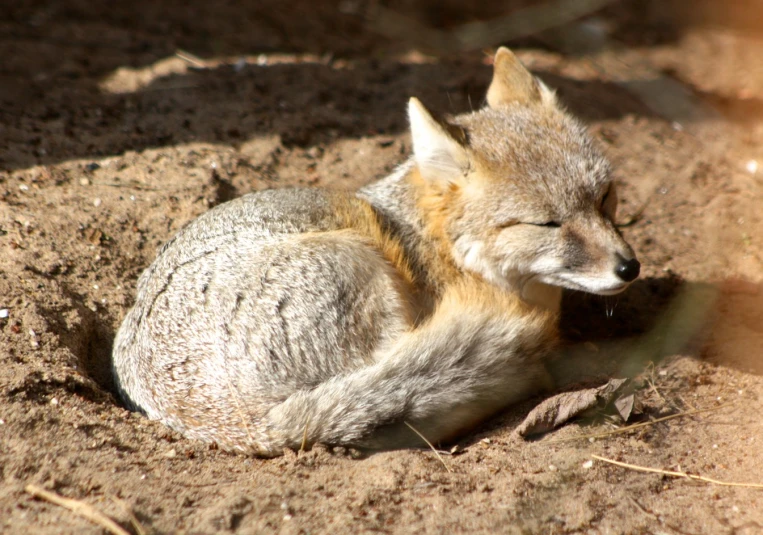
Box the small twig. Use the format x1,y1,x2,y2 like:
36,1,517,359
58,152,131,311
592,455,763,489
644,363,668,406
175,49,205,68
404,421,452,473
111,496,147,535
628,498,691,535
547,404,729,443
98,182,160,191
25,484,131,535
678,395,698,412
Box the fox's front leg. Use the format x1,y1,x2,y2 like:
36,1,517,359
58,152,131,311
263,280,557,453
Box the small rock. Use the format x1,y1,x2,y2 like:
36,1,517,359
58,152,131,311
0,309,9,319
93,198,102,207
80,178,90,186
85,162,101,172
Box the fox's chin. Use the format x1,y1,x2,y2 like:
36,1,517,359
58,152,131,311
539,275,633,296
588,284,631,296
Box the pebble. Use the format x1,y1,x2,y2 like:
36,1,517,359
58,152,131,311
0,309,8,319
93,198,102,207
745,160,758,174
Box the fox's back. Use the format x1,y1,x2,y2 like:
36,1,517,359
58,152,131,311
112,188,414,451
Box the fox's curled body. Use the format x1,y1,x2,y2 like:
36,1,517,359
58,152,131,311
112,48,639,455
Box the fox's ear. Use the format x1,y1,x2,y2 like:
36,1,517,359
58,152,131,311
408,97,469,182
486,47,556,108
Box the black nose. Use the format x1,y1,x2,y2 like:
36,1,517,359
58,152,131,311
615,256,640,282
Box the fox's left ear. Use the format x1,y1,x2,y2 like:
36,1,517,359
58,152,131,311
408,97,469,182
486,47,556,109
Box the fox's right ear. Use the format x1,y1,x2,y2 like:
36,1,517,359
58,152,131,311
487,47,556,108
408,97,469,183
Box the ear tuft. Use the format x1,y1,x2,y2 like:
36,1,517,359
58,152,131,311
487,47,555,108
408,97,469,182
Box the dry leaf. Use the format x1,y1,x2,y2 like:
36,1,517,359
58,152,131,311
517,378,630,438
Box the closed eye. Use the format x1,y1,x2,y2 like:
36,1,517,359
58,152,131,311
529,221,561,228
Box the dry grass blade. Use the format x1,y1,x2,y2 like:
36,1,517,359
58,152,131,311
25,484,131,535
592,455,763,489
547,403,730,443
300,417,311,453
404,421,452,473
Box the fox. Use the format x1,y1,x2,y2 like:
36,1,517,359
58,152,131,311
111,47,639,456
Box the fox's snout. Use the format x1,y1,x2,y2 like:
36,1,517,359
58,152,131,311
550,212,640,295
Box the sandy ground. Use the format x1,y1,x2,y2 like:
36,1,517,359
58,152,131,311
1,1,762,533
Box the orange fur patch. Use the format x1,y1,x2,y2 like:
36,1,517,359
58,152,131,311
439,276,556,335
330,194,417,289
407,168,465,289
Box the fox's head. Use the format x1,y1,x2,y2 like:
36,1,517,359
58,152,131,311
409,47,639,300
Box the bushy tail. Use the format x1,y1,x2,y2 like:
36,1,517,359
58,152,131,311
262,290,555,454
